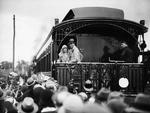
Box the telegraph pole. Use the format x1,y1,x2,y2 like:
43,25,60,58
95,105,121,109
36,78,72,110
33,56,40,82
13,15,15,71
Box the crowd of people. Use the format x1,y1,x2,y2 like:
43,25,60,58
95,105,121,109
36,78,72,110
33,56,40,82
0,71,150,113
0,38,149,113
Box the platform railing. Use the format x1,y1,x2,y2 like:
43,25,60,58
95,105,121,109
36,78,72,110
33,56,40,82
54,62,145,93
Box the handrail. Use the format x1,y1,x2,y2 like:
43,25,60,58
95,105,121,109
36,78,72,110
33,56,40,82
55,62,144,65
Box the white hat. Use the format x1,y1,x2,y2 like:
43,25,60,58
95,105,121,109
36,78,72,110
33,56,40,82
41,107,56,113
26,77,36,87
63,94,84,113
45,81,57,91
78,92,88,101
17,97,38,113
9,72,18,77
61,45,67,49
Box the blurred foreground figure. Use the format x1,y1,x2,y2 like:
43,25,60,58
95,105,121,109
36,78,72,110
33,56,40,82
125,93,150,113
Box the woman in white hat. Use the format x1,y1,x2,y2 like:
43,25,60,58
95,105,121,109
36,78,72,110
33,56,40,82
57,45,69,63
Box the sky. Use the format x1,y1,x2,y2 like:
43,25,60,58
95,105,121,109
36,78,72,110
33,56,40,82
0,0,150,65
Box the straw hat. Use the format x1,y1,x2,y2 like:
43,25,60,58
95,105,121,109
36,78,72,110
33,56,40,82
17,97,38,113
26,77,36,87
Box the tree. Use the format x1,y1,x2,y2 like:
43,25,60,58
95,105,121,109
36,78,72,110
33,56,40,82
0,61,12,78
16,60,30,75
0,61,13,70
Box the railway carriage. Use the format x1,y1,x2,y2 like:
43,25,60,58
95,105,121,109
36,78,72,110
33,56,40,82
33,7,149,94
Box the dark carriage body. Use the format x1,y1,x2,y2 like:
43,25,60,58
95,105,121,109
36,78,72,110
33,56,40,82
34,7,149,93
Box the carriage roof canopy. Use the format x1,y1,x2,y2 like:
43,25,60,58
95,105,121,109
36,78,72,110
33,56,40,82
63,7,124,21
61,7,147,34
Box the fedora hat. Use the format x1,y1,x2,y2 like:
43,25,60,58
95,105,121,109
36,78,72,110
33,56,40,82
26,77,36,87
125,93,150,113
68,38,75,45
0,88,5,100
17,97,38,113
69,38,75,42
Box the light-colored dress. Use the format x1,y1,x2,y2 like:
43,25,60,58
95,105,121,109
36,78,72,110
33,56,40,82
68,45,83,63
58,52,70,63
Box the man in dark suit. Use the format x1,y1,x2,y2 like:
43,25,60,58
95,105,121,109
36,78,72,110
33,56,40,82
119,42,134,63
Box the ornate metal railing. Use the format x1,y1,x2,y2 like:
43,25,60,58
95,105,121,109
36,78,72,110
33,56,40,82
54,62,145,93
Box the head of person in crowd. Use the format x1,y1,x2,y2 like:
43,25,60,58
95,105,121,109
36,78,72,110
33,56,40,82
82,103,111,113
125,93,150,113
26,77,36,88
52,91,71,108
78,92,88,102
45,81,57,92
20,85,28,93
107,91,124,102
4,97,18,113
57,86,68,93
107,98,128,113
58,94,84,113
31,74,38,81
39,88,55,109
5,90,15,98
17,97,39,113
15,90,23,102
95,87,110,104
88,94,96,104
33,84,45,104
